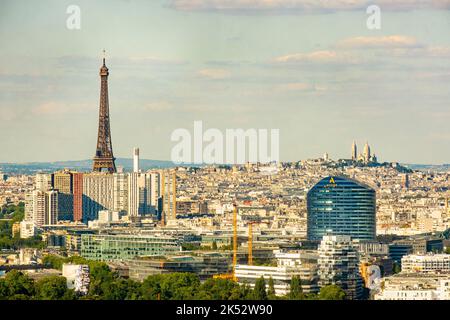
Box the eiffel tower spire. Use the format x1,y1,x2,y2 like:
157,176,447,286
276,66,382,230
93,52,116,173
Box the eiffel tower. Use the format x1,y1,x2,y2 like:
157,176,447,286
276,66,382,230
93,52,117,173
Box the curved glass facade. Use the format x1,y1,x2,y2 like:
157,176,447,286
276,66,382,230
307,176,376,241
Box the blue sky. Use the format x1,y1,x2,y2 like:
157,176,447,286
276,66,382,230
1,0,450,164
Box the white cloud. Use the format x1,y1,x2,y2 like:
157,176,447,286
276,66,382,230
275,82,328,93
183,104,255,114
127,56,185,65
279,82,311,90
169,0,450,13
198,68,231,79
380,45,450,59
338,35,420,49
32,102,93,115
0,108,20,121
427,46,450,57
141,101,173,111
274,50,357,64
273,36,450,67
275,82,311,91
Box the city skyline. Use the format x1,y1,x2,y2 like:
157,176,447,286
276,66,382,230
2,1,450,305
1,1,450,164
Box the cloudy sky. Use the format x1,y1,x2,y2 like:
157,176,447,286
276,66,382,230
1,0,450,164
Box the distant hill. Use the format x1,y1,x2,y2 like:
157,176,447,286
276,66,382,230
0,158,179,174
401,163,450,172
1,159,448,175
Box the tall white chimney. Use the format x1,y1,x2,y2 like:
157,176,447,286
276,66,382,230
133,147,140,173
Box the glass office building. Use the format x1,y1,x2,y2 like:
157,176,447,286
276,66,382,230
307,176,376,241
81,234,180,261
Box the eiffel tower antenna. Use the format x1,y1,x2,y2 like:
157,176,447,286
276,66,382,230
93,51,117,173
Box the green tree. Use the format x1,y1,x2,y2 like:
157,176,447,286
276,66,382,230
35,276,69,300
393,262,401,274
9,294,31,300
211,241,218,250
195,278,239,300
0,204,44,250
288,276,304,300
66,255,90,265
42,254,91,271
252,276,267,300
159,273,200,300
318,285,346,300
229,282,253,300
100,278,142,300
0,278,8,299
124,279,144,300
141,274,163,300
142,273,201,300
42,255,65,270
267,277,276,298
304,293,319,300
88,262,117,297
3,270,35,298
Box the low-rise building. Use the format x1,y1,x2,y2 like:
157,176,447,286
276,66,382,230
235,250,319,296
80,234,180,261
127,252,230,281
375,274,450,300
401,254,450,274
62,263,90,295
20,220,36,239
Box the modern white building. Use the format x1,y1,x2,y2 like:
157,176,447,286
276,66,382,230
318,234,363,300
113,173,128,213
128,172,145,217
46,190,58,225
82,171,160,222
128,171,159,217
82,173,115,221
148,170,160,213
133,147,140,173
357,241,389,256
375,274,450,300
401,254,450,274
235,250,319,296
35,173,52,192
31,190,46,227
98,210,120,223
24,189,59,228
62,264,90,295
87,210,122,229
20,220,36,239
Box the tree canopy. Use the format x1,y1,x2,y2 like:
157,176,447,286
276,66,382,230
1,254,349,301
318,285,346,300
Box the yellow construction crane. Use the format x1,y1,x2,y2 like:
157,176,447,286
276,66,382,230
248,223,253,266
232,204,238,281
247,218,270,266
248,222,256,266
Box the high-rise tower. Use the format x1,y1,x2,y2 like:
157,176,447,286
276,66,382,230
93,52,117,173
307,176,376,241
133,147,140,173
351,141,357,161
363,142,371,163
